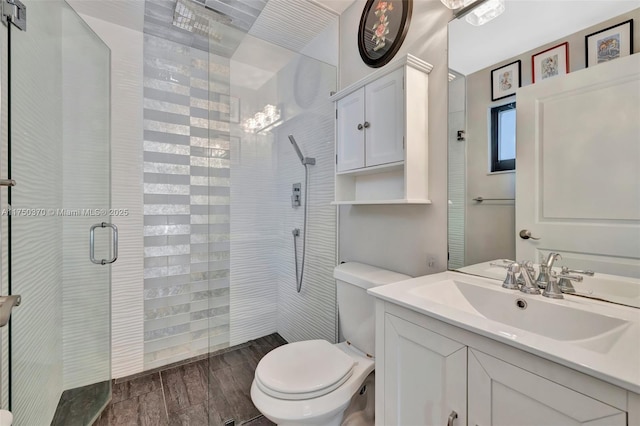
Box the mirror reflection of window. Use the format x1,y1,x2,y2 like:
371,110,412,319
490,101,516,172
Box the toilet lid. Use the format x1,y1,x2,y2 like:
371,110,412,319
255,340,355,400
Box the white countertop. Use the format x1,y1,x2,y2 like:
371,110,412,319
368,271,640,394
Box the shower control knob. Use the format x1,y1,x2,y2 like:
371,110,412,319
357,123,363,130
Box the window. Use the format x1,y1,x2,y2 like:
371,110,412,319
490,102,516,172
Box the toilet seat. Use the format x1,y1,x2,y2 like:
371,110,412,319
255,340,355,400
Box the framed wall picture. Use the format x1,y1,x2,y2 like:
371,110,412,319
358,0,413,68
491,60,521,101
585,19,634,67
532,42,569,83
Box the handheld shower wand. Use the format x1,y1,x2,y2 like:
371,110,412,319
288,135,316,165
288,135,314,293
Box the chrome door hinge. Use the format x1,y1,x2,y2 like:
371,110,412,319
3,0,26,31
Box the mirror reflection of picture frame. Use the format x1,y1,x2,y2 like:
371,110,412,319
585,19,634,68
490,60,521,101
532,42,569,83
358,0,413,68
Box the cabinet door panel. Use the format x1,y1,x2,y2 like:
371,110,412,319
384,314,466,426
365,68,405,167
468,349,626,426
336,87,365,172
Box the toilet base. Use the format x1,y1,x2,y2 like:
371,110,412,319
258,372,376,426
342,372,375,426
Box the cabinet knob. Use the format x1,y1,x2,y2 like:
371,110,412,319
363,121,370,128
357,123,363,130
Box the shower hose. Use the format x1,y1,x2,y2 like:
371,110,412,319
292,163,309,293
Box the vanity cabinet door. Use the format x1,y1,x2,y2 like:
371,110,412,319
384,314,467,426
364,67,405,167
336,87,366,172
468,349,626,426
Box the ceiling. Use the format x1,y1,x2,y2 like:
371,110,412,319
449,1,639,75
313,0,357,14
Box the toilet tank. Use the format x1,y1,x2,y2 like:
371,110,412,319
334,262,410,357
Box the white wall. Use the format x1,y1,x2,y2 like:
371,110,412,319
274,56,337,344
338,0,452,277
78,14,145,379
229,51,338,345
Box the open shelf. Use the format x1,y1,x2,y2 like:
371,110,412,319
331,199,432,205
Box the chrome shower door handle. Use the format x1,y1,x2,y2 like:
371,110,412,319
90,222,118,265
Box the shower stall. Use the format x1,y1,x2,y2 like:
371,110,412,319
0,0,337,424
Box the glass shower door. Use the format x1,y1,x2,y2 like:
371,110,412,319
6,0,111,424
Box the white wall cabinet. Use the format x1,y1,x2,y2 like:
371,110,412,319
375,301,636,426
336,69,405,172
331,55,432,205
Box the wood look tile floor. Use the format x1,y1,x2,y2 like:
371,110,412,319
93,334,286,426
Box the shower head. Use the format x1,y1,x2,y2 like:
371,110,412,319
288,135,305,163
288,135,316,166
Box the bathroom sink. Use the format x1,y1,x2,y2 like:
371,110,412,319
368,271,640,393
407,279,630,343
457,260,640,308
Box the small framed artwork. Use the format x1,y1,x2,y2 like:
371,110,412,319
358,0,413,68
585,19,634,67
491,60,521,101
532,42,569,83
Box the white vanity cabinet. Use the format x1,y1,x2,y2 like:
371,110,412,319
375,301,635,426
383,313,467,426
331,55,432,205
468,349,626,425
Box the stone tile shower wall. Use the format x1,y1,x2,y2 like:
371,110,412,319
142,34,231,370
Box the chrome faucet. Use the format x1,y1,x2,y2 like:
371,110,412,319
519,262,541,295
516,261,535,286
501,262,521,290
542,272,564,299
535,253,562,289
558,266,584,293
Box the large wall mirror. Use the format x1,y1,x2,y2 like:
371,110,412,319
447,2,640,307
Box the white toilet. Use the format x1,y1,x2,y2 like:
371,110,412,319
250,262,410,426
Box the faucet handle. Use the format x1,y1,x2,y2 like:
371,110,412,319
502,262,521,290
561,266,594,276
516,261,534,285
558,269,583,293
542,272,564,299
